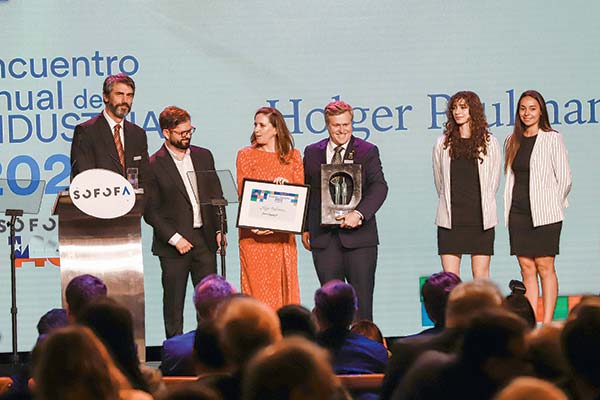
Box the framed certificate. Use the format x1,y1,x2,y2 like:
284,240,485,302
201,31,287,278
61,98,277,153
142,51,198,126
236,179,310,234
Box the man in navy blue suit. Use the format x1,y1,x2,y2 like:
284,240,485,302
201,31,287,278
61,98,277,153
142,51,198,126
302,100,388,321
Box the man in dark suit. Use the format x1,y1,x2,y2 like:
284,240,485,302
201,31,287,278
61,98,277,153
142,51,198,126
144,105,225,338
70,73,149,186
302,100,388,321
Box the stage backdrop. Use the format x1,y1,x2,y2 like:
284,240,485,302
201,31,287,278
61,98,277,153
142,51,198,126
1,0,599,351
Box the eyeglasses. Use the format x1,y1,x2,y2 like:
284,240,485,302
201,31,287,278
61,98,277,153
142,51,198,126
170,127,196,137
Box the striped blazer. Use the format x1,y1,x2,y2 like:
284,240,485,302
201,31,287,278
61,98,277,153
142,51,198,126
504,129,572,227
433,134,502,230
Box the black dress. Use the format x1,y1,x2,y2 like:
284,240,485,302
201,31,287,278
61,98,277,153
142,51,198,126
509,135,562,256
438,140,494,255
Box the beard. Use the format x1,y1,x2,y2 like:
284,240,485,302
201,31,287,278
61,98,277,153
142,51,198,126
169,137,190,150
107,102,131,119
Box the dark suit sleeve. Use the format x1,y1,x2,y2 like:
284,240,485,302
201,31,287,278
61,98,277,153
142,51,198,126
355,146,388,221
70,124,96,179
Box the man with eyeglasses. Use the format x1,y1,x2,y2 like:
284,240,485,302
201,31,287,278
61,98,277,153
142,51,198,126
144,105,225,338
70,73,149,186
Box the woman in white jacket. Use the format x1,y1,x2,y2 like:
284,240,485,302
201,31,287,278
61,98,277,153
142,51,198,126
504,90,572,324
433,91,501,278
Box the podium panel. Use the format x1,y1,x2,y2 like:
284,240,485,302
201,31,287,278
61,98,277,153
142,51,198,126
53,190,146,361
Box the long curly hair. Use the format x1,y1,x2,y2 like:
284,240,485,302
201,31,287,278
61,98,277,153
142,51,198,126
504,90,553,172
443,91,490,162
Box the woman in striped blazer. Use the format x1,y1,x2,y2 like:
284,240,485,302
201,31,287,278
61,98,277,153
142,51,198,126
504,90,572,324
433,91,502,278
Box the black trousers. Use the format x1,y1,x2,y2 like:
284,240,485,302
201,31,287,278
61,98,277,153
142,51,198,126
159,228,216,338
312,233,377,321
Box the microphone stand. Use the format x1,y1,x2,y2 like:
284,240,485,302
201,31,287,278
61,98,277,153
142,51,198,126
6,209,23,365
211,199,228,278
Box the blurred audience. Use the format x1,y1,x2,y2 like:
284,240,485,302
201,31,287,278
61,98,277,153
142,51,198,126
36,309,68,341
412,272,462,337
64,274,107,322
561,303,600,400
314,280,388,375
277,304,318,341
505,293,536,329
161,274,236,376
381,279,504,399
392,307,531,400
526,324,570,386
78,297,166,398
242,337,350,400
192,319,228,376
32,325,152,400
195,296,282,400
494,377,567,400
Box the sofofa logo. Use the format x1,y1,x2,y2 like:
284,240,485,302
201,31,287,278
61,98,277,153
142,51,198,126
69,169,135,219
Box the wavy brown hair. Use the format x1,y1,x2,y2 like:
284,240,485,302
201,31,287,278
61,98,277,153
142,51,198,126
443,91,490,162
504,90,553,172
251,107,295,164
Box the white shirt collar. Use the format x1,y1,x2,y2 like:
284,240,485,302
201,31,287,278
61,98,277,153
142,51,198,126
164,143,191,161
327,139,349,153
103,109,123,132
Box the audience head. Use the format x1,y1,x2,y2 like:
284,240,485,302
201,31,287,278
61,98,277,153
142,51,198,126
193,319,227,373
65,274,107,321
33,325,126,400
277,304,318,341
314,280,357,331
445,279,504,328
567,294,600,320
77,297,149,392
350,320,385,346
505,293,536,329
526,324,569,383
193,274,237,320
216,296,282,369
561,304,600,390
36,308,68,337
243,337,346,400
421,271,462,327
461,308,530,385
494,377,567,400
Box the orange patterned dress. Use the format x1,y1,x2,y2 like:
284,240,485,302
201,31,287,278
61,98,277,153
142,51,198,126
236,146,304,309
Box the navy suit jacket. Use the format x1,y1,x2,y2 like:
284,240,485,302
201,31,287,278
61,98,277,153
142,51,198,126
143,145,222,257
303,136,388,249
70,113,149,186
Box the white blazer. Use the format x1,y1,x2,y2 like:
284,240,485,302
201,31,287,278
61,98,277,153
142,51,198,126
504,129,572,227
433,134,501,230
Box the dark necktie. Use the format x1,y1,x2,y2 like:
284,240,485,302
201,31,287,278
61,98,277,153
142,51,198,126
113,124,125,172
331,145,343,164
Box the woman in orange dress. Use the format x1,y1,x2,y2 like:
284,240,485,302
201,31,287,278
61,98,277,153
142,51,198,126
236,107,304,309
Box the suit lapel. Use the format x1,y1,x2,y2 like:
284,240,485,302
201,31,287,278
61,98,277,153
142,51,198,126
318,139,328,164
343,136,356,162
123,120,136,169
157,145,192,206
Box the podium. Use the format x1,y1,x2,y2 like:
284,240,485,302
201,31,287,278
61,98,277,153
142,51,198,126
52,189,147,361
